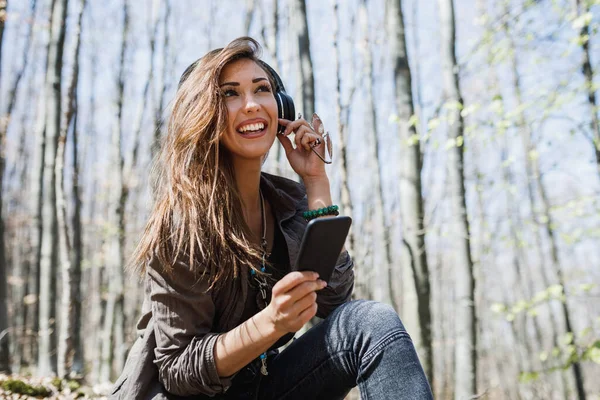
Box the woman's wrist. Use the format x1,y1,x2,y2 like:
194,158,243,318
303,175,333,210
256,306,286,338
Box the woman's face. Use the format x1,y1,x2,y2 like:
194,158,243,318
219,58,278,162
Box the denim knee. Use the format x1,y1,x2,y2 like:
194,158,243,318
325,300,408,356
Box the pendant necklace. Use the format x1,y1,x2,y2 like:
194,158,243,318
250,189,269,376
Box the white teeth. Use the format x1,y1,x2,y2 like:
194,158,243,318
238,122,265,133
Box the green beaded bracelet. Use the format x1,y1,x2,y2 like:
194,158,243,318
302,205,339,221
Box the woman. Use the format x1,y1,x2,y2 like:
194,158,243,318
111,37,432,400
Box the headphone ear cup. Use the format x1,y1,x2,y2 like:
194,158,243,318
276,92,295,133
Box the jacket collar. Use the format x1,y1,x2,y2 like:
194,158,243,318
260,172,305,224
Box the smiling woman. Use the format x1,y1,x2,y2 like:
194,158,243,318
109,37,432,400
219,58,278,161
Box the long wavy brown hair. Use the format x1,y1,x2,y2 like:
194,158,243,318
130,37,276,290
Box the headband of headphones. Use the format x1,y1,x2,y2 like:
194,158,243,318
178,57,295,133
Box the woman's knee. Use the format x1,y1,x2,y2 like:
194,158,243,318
329,300,407,339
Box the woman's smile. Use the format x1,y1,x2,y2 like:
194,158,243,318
236,118,269,138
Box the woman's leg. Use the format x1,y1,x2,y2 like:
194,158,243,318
256,300,433,400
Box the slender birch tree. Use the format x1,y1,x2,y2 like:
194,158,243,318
438,0,477,397
0,0,11,373
57,0,86,378
332,0,355,257
386,0,433,385
100,0,128,381
38,0,69,377
574,0,600,176
292,0,314,118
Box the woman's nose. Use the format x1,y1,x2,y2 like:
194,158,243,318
243,94,261,113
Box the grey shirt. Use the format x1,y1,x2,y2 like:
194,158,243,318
110,173,355,399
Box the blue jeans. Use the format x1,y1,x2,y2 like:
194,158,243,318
224,300,433,400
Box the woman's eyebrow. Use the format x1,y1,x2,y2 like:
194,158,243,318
219,77,268,87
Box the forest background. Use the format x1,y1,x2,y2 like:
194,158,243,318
0,0,599,399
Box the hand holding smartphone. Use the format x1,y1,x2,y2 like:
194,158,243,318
293,216,352,283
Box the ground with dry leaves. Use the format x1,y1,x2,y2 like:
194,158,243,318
0,375,111,399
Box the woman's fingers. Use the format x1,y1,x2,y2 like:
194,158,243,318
272,271,319,296
279,279,325,307
297,302,319,322
276,132,294,156
267,271,324,333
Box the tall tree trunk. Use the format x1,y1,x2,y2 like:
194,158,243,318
292,0,314,118
574,0,600,176
0,0,9,374
85,31,103,383
150,0,171,159
57,0,85,378
332,0,355,257
0,122,8,374
1,0,37,371
0,0,6,84
359,0,392,306
38,0,68,377
438,0,477,397
386,0,433,386
100,0,128,381
531,135,587,399
244,0,255,34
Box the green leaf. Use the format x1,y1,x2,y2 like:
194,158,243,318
519,371,539,383
491,303,507,314
408,114,419,127
585,347,600,364
428,117,440,131
572,12,593,30
548,284,564,297
563,332,574,345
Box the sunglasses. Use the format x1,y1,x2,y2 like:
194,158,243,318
310,132,333,164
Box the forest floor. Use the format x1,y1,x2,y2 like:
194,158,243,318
0,374,110,399
1,374,362,399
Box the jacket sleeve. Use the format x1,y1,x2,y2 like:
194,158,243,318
316,250,355,318
147,256,235,396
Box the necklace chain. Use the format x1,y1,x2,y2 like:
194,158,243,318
257,190,269,376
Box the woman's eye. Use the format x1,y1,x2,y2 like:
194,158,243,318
256,84,272,93
222,89,238,97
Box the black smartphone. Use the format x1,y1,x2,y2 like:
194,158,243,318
294,216,352,282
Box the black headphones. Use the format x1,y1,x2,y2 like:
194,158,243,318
178,58,295,134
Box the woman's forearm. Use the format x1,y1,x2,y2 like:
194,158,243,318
213,309,283,377
303,175,332,210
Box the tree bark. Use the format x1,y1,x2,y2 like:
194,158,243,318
1,0,38,371
332,0,355,257
359,0,392,307
386,0,433,386
574,0,600,177
150,0,171,159
38,0,68,377
57,0,85,378
0,0,7,84
0,0,10,374
100,0,128,381
292,0,314,118
437,0,477,397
